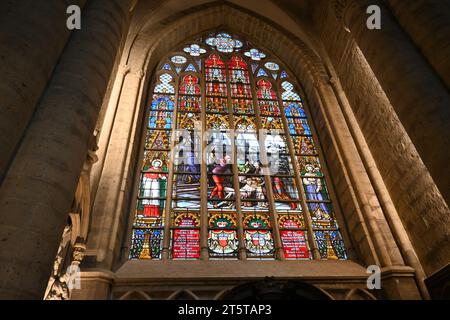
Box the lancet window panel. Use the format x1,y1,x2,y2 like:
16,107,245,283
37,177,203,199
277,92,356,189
129,32,348,261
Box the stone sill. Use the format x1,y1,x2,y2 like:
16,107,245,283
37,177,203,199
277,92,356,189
112,259,369,283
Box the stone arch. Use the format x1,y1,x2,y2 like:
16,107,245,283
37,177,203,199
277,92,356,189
118,290,152,300
117,1,379,264
219,278,333,300
344,288,377,300
127,2,330,93
167,289,199,300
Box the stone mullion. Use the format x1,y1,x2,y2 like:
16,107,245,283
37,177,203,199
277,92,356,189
161,73,182,260
224,57,247,260
276,92,321,260
248,67,284,260
200,62,209,260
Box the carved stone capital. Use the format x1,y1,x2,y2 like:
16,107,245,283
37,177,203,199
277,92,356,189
136,69,146,80
72,243,87,264
119,64,131,76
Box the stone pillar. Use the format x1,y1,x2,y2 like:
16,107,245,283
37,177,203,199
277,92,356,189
339,0,450,205
86,68,146,270
313,81,405,268
0,0,87,181
381,266,422,300
70,270,115,300
0,0,135,299
387,0,450,88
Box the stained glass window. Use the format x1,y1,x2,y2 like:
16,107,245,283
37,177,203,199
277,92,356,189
129,32,348,262
205,33,243,53
129,73,174,260
171,55,187,65
265,62,280,71
257,68,269,77
185,64,197,72
244,48,266,61
184,44,207,56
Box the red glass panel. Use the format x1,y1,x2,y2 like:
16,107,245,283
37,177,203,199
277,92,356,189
228,56,248,70
172,229,200,259
180,75,201,95
257,79,277,100
281,230,309,259
206,82,227,97
205,54,225,68
230,83,252,98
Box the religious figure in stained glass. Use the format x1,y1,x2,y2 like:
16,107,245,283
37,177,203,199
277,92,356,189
209,155,231,201
302,164,329,203
272,177,297,210
140,159,167,217
180,75,201,95
257,79,277,100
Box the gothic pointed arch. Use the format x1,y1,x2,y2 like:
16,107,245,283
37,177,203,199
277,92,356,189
167,290,199,300
127,29,348,261
220,278,333,300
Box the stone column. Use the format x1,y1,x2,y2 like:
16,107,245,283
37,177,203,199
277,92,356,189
86,69,146,269
313,81,405,268
0,0,87,181
387,0,450,88
70,270,116,300
338,0,450,205
0,0,135,299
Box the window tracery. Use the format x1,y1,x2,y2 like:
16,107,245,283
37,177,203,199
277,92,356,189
129,32,347,261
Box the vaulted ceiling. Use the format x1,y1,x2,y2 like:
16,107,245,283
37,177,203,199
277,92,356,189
127,0,322,59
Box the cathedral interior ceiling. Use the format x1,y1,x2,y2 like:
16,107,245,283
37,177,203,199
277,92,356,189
126,0,323,68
